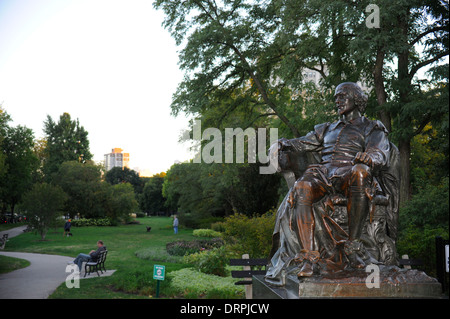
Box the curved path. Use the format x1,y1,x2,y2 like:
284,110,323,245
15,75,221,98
0,226,115,299
0,251,74,299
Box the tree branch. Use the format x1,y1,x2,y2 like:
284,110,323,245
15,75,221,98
409,26,448,47
409,49,450,79
414,113,432,136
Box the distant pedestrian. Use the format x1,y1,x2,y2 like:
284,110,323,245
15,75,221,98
173,215,179,234
63,219,72,237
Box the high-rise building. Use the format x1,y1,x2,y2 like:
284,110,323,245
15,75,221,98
104,148,130,171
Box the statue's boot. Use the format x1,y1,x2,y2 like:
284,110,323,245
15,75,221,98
298,260,314,277
346,186,370,268
293,204,319,277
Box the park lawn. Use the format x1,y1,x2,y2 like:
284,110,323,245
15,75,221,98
0,255,30,274
4,217,212,299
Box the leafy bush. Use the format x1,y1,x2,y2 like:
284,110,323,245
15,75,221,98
183,246,229,276
167,268,244,299
397,177,449,275
193,229,222,238
211,221,226,233
222,211,276,258
135,212,146,218
397,225,449,276
71,218,113,227
399,177,449,231
166,238,223,256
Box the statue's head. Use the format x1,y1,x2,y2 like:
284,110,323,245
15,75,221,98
334,82,368,116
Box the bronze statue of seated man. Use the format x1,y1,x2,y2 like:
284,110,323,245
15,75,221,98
265,82,398,284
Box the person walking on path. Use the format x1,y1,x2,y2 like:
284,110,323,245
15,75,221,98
63,219,71,237
173,215,179,234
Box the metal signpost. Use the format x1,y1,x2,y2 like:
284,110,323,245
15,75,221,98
153,264,165,298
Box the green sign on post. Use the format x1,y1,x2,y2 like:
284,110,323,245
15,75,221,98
153,264,165,280
153,265,165,298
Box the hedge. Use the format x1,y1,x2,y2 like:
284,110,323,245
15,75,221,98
192,229,222,238
70,218,113,227
167,268,244,299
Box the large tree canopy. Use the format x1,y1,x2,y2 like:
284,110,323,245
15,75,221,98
155,0,449,205
43,112,92,180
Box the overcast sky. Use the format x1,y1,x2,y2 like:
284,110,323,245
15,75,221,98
0,0,194,175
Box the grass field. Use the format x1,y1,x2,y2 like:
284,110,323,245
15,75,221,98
1,217,244,299
0,255,30,274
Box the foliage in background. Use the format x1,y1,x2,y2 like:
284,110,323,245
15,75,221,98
52,161,105,218
163,161,281,228
51,161,137,223
397,177,449,275
139,172,167,215
105,166,144,196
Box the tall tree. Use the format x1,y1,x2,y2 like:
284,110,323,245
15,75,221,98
0,106,11,181
154,0,304,137
389,0,448,204
156,0,448,207
104,166,144,194
43,112,92,180
21,183,67,240
140,173,167,215
52,161,104,218
0,125,39,213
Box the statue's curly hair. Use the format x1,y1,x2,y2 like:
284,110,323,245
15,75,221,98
335,82,368,114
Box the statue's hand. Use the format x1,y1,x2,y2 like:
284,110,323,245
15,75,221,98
353,152,373,167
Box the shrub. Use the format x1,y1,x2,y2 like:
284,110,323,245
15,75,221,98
135,212,146,218
167,268,244,299
71,218,113,227
166,239,223,256
183,246,229,277
222,210,276,258
211,221,226,233
193,229,222,238
397,225,448,276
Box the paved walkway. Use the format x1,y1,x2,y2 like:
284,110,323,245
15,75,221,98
0,226,115,299
0,225,27,239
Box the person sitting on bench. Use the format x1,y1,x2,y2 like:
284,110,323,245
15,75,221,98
70,240,106,272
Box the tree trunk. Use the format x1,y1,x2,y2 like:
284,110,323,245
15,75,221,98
398,139,411,206
373,48,392,133
396,11,412,206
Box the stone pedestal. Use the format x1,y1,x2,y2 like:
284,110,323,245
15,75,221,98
253,266,443,299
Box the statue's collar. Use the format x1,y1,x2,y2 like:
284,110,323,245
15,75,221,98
330,116,365,130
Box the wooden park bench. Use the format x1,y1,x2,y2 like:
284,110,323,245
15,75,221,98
230,254,268,299
399,254,423,270
84,250,108,277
